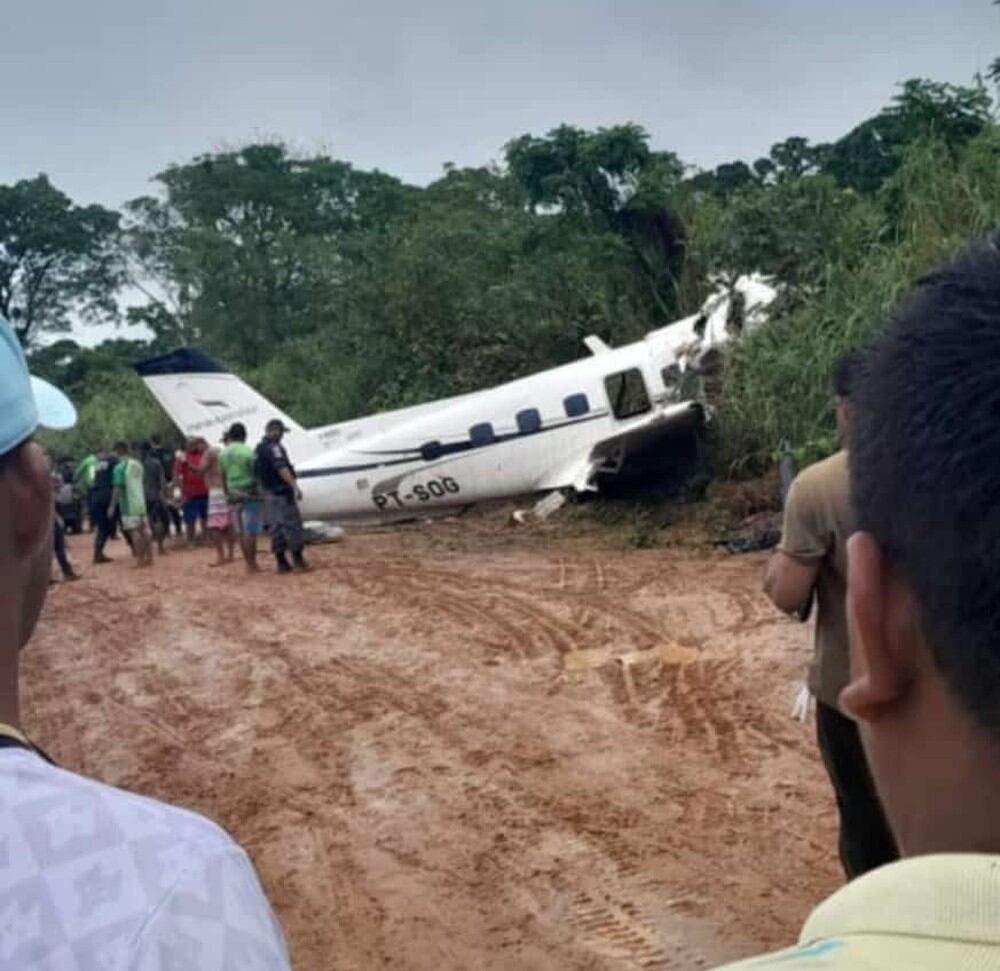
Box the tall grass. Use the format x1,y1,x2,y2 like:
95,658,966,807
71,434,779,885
715,132,1000,474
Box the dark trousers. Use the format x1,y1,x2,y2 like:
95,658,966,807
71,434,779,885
168,504,183,535
53,517,73,577
264,492,304,557
89,496,112,559
816,700,898,879
147,499,170,538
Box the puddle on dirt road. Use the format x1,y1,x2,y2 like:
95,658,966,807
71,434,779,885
564,642,699,672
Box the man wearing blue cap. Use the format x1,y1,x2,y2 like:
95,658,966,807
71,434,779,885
0,318,292,969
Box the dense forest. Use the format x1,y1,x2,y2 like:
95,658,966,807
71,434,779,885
5,68,999,474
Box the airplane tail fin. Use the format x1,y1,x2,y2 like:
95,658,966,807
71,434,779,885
134,348,320,460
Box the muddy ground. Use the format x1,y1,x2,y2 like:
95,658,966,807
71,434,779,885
28,511,839,970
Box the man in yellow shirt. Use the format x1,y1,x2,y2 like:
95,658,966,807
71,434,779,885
718,235,1000,968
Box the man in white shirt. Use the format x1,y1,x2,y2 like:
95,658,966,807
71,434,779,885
0,317,292,970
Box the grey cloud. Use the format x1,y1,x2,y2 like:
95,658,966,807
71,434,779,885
1,0,996,207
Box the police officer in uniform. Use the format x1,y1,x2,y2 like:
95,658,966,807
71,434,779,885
255,418,309,573
89,448,117,564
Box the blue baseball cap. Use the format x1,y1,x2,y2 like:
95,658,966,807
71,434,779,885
0,318,77,456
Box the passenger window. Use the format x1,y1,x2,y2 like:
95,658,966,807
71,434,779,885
421,440,443,461
563,393,590,418
469,422,495,446
604,368,652,420
516,408,542,434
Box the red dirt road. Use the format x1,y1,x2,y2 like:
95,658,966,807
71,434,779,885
27,518,840,970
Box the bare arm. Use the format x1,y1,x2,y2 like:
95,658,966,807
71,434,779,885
108,486,120,518
763,551,821,617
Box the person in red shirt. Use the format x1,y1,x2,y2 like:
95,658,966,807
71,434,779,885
174,437,208,545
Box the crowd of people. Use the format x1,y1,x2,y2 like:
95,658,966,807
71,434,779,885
3,235,1000,968
55,418,311,579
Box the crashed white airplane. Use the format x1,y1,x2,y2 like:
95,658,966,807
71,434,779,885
135,276,775,523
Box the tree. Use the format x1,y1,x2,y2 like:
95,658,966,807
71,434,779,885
27,336,155,405
823,79,993,194
765,137,827,182
504,126,686,323
333,163,655,410
688,161,758,198
123,143,415,366
694,174,881,291
504,124,655,219
0,176,121,346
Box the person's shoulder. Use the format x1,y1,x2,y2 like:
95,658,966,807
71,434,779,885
710,940,852,969
791,450,848,501
0,752,290,968
0,751,238,861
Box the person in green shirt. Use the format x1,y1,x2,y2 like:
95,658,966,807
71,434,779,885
220,422,261,573
109,441,152,567
75,452,97,491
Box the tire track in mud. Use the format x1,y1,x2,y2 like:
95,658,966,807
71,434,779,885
39,532,837,970
280,614,812,964
453,759,712,971
247,607,708,970
337,558,682,657
331,557,782,769
565,889,709,970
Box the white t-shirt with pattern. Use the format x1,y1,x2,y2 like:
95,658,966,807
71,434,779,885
0,748,292,970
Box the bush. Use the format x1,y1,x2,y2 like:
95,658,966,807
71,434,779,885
714,132,1000,473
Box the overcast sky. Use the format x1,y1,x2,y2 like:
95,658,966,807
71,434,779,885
4,0,997,212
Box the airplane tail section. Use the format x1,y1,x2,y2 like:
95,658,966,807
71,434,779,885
134,348,321,461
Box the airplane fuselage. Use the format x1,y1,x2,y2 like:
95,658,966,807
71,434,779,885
136,275,775,524
295,329,694,520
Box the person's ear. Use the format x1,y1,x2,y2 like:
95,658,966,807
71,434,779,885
841,531,919,722
1,442,52,559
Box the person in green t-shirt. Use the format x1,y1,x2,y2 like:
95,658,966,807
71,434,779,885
75,453,97,491
109,441,153,567
220,422,261,573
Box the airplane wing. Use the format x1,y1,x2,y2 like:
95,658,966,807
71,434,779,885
536,401,704,492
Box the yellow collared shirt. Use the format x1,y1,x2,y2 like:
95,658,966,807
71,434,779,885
717,855,1000,970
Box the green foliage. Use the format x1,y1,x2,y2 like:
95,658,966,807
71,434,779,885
715,128,1000,472
39,371,173,460
693,174,883,289
28,338,155,403
0,176,121,346
823,79,993,194
248,333,365,427
11,65,1000,488
504,124,657,218
122,143,415,366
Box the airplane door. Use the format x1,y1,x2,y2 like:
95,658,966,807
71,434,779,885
603,367,653,421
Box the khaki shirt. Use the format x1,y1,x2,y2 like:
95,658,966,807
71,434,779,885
778,450,852,708
715,854,1000,970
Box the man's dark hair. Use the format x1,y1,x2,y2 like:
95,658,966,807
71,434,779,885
228,423,247,442
113,440,128,453
833,350,863,399
850,235,1000,730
